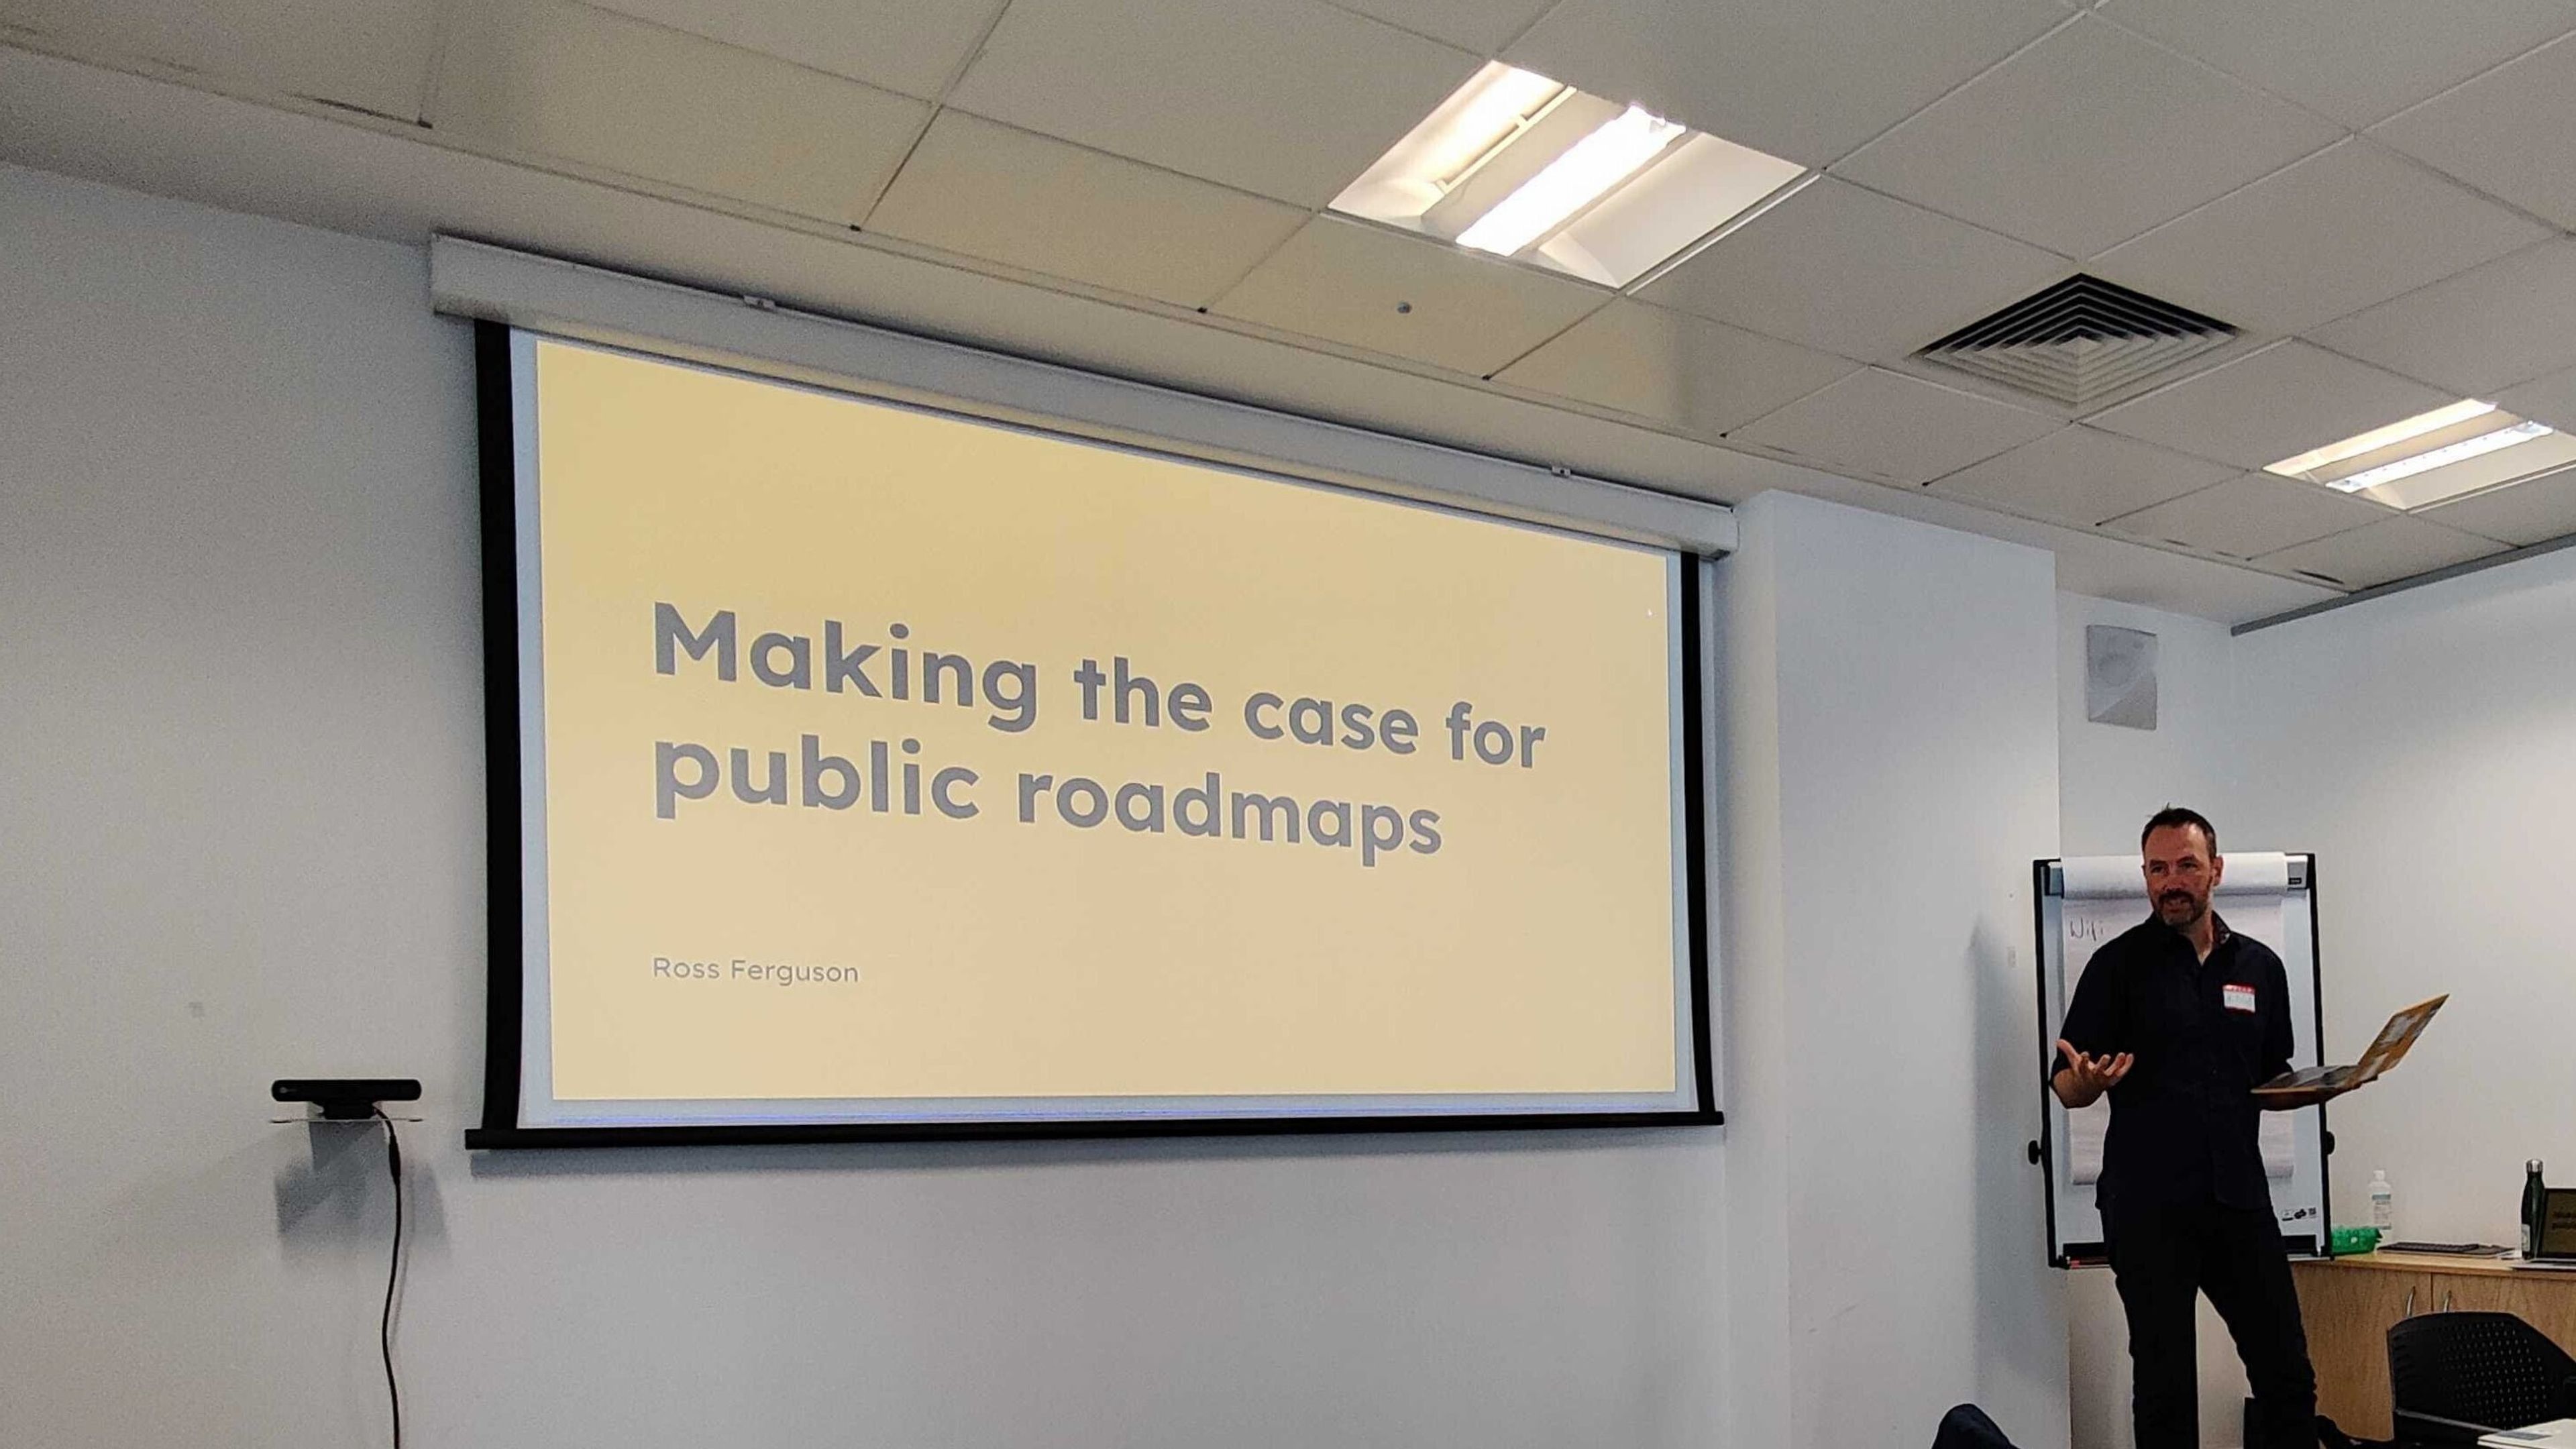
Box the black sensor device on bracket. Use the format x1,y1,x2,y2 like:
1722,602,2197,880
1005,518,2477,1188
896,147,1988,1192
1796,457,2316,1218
272,1079,423,1120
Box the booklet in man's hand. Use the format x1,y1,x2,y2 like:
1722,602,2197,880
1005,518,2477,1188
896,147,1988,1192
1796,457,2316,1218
2253,994,2447,1100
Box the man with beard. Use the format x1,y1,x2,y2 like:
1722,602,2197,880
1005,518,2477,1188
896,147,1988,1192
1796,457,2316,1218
2054,807,2322,1449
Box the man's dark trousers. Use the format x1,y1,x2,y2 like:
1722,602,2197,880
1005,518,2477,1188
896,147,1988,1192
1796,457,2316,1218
2108,1199,2318,1449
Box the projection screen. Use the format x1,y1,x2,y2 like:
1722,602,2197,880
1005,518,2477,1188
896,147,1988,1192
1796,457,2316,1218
472,322,1713,1144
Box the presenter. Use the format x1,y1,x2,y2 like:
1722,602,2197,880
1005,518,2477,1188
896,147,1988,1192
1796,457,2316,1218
2053,807,2320,1449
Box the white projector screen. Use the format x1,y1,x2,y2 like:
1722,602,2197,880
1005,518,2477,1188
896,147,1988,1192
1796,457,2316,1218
472,325,1713,1144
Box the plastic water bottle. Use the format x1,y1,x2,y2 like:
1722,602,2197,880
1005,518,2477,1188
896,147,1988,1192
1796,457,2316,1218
2369,1171,2396,1236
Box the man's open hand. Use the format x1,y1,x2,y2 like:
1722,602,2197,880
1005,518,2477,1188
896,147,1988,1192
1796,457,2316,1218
2054,1039,2133,1108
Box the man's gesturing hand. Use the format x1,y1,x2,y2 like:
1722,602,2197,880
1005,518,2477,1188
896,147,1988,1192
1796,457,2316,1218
2053,1039,2133,1109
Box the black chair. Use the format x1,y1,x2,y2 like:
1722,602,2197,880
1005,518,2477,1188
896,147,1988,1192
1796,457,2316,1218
1932,1404,2018,1449
2388,1311,2576,1446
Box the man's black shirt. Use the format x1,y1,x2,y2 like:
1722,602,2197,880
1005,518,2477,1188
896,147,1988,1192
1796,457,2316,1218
2057,912,2295,1215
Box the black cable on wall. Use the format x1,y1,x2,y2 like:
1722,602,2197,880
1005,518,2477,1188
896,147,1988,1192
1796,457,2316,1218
374,1110,405,1449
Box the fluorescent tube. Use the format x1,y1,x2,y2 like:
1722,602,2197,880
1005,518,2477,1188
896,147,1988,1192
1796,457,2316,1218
2266,398,2497,478
2326,420,2554,493
1457,106,1685,258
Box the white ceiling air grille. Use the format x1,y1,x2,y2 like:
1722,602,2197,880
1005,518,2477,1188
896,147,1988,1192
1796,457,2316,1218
1915,274,2237,409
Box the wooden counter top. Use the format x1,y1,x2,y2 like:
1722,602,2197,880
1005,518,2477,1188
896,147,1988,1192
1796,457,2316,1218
2303,1250,2571,1277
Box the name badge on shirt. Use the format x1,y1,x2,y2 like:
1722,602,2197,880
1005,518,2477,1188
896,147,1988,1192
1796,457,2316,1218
2222,983,2258,1014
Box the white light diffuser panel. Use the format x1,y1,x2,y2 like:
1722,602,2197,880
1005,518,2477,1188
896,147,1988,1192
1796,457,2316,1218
1329,62,1806,289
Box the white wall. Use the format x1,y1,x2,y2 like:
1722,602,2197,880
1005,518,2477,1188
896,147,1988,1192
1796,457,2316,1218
2231,549,2576,1246
0,160,2092,1449
2057,596,2241,859
1,162,2091,1449
1721,492,2071,1449
42,137,2560,1449
0,163,1736,1449
2055,594,2252,1449
2065,558,2576,1247
2057,551,2576,1449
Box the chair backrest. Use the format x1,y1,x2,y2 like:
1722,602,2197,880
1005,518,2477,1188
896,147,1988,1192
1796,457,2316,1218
2388,1311,2576,1434
1932,1404,2019,1449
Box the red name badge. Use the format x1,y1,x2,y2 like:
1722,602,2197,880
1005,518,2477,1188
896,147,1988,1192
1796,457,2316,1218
2222,983,2257,1014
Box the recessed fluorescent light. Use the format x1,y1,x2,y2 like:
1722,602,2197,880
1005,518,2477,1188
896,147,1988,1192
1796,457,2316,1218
1457,106,1686,257
2265,398,2497,478
1332,62,1566,227
1548,145,1809,288
1330,70,1805,289
2324,419,2554,492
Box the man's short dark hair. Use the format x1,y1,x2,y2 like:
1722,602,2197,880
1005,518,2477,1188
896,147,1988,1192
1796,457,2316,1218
2141,805,2216,856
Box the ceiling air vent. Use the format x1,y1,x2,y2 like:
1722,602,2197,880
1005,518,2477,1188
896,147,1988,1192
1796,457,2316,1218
1915,274,2237,409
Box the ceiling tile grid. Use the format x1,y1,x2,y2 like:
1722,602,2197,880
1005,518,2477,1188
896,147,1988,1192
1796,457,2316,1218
2087,341,2452,471
1503,0,2072,170
1927,423,2237,528
863,111,1309,309
2420,464,2576,547
2097,0,2576,131
431,0,930,224
1492,299,1860,435
2371,30,2576,229
2255,515,2508,589
0,0,438,121
943,0,1482,207
1322,0,1560,55
1638,178,2071,364
2102,472,2397,559
1726,366,2061,486
2093,139,2554,336
2500,366,2576,434
2306,239,2576,397
1210,215,1609,376
579,0,1009,101
1832,17,2345,260
15,0,2576,609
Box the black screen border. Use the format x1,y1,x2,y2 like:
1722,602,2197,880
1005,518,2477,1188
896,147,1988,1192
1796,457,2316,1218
466,319,1721,1149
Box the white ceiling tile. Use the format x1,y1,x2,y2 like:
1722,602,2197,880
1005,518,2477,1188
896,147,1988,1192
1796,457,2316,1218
865,113,1307,309
0,44,2421,627
1493,301,1858,435
2099,0,2576,129
1834,17,2343,258
944,0,1478,207
1210,217,1607,376
1727,368,2060,486
2050,540,2343,619
2102,472,2396,558
1637,178,2068,363
433,0,929,223
2255,515,2508,588
1,0,437,120
2093,140,2553,336
2500,365,2576,432
1503,0,2067,168
2419,464,2576,546
1326,0,1558,54
2371,32,2576,229
580,0,1009,101
2089,341,2451,470
1929,424,2237,527
2308,240,2576,395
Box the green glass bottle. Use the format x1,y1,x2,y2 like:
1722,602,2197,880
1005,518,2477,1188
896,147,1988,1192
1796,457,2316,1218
2523,1160,2547,1258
